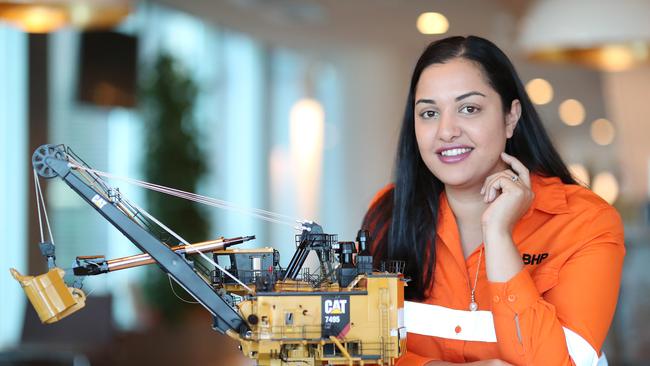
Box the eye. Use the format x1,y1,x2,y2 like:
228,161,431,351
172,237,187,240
459,105,481,114
419,110,440,119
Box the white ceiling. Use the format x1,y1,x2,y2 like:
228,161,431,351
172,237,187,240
155,0,533,55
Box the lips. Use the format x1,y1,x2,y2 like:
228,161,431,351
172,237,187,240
435,146,474,163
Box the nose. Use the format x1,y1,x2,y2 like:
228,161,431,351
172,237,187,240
436,113,461,142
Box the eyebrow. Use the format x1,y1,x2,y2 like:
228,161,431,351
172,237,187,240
415,91,487,105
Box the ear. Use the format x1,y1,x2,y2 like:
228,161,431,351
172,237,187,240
505,99,521,139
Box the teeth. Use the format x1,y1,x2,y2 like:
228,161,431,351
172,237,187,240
440,148,472,157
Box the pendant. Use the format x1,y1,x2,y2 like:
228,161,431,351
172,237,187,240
469,301,478,311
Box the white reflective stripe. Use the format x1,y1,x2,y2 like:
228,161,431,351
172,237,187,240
563,327,602,366
404,301,497,342
598,351,608,366
405,301,606,365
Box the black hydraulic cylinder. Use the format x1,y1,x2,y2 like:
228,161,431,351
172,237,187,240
284,244,309,280
356,229,373,274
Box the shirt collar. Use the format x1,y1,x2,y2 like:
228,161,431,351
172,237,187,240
437,193,458,245
437,174,570,243
436,193,467,273
527,174,570,216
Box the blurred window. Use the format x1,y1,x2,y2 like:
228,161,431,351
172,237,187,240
44,2,341,331
0,25,28,349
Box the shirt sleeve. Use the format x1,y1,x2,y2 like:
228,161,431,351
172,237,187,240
488,206,625,366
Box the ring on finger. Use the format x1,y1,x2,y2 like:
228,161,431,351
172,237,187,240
511,175,519,182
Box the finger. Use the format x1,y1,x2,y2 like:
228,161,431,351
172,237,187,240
484,172,512,202
486,175,507,202
501,152,530,186
486,173,520,202
481,172,499,194
482,169,516,197
481,169,516,195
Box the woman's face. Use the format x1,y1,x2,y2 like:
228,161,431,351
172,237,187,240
414,58,520,190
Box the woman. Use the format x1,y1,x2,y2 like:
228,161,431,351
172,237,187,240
362,36,624,365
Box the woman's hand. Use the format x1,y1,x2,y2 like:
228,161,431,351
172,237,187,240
480,152,534,238
479,152,534,282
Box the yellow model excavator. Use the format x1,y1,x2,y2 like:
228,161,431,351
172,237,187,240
11,144,407,365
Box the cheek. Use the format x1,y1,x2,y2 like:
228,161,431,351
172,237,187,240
467,116,508,149
414,121,437,150
484,151,501,168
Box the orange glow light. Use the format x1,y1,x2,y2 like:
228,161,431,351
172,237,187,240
0,4,68,33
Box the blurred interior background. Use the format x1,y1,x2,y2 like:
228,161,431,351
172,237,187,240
0,0,649,365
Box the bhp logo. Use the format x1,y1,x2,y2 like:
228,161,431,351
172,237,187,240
522,253,549,265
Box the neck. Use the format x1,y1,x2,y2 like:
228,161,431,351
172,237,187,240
445,160,509,225
444,184,488,227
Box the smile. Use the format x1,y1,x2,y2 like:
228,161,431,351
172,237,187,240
440,147,473,157
436,147,473,163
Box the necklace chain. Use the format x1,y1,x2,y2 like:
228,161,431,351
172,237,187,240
469,246,483,311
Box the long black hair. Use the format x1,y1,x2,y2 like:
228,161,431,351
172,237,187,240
363,36,577,300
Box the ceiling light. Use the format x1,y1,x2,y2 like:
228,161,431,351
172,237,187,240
525,78,553,105
416,12,449,35
590,118,616,145
592,171,619,204
0,1,131,33
568,163,590,186
559,99,585,126
519,0,650,71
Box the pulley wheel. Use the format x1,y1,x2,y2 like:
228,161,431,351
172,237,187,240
32,144,65,179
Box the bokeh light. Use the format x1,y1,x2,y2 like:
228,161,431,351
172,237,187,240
559,99,586,126
592,171,619,204
568,163,590,186
591,118,615,145
525,78,553,105
416,12,449,35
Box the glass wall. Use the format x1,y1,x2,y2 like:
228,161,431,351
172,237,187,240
0,25,27,350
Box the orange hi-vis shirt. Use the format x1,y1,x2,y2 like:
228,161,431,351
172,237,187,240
367,175,625,365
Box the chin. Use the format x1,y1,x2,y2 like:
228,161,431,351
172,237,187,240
438,176,474,188
432,169,483,189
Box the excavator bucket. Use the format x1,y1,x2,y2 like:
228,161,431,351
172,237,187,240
10,267,86,324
